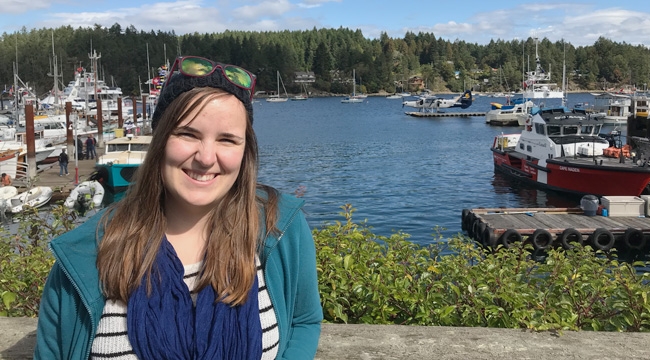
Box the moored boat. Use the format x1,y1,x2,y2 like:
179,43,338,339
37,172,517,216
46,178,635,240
0,185,18,212
6,186,53,213
95,135,151,196
491,106,650,197
485,97,534,126
64,180,105,209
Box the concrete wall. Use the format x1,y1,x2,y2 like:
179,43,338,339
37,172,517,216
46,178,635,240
1,317,649,359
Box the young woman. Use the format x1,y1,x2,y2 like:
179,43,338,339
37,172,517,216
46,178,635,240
34,56,323,359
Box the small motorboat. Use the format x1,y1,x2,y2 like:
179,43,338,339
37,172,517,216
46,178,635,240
64,180,105,209
0,185,18,212
7,186,53,214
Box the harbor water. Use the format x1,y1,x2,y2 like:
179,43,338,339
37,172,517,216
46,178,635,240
253,93,612,245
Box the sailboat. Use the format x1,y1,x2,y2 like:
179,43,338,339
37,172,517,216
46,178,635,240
267,71,289,103
341,69,364,103
292,83,309,101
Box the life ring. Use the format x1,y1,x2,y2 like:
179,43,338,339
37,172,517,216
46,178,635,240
530,229,553,250
482,226,497,248
461,209,470,231
590,228,615,251
623,228,645,250
499,229,522,249
559,228,583,250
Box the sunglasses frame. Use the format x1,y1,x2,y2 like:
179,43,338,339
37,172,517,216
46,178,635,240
164,56,256,101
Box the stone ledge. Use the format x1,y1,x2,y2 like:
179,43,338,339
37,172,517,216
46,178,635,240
2,317,649,359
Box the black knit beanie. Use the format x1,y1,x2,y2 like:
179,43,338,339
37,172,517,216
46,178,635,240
151,70,254,130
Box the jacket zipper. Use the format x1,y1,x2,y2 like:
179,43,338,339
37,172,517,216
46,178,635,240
262,206,300,356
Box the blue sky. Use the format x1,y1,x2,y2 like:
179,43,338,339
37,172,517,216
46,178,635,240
1,0,649,46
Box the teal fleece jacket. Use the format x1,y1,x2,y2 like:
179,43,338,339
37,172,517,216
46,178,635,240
34,194,323,359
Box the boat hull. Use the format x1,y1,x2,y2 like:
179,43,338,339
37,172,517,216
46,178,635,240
492,148,650,196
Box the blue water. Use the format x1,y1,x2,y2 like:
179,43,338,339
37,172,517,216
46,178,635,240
253,93,602,245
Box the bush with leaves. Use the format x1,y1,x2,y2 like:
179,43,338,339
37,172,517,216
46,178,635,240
0,205,81,317
315,204,650,331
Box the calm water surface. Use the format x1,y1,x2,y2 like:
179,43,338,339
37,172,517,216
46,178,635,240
253,93,603,245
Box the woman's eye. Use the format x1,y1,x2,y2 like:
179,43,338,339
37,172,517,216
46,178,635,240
176,132,197,138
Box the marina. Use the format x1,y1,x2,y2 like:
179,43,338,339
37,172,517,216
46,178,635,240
1,92,648,247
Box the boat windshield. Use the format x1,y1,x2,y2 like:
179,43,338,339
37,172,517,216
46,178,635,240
563,126,579,135
107,143,149,152
581,125,594,135
547,125,561,136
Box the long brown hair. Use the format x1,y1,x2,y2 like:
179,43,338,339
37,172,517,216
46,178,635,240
97,87,279,305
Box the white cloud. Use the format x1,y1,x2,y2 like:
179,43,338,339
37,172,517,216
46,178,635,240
0,0,51,14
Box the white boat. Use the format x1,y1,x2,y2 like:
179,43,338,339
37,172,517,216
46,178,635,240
485,98,535,126
64,180,105,209
341,69,365,103
6,186,53,213
386,94,402,99
0,126,58,165
592,93,631,126
267,71,289,102
291,83,309,101
0,185,18,212
521,37,563,99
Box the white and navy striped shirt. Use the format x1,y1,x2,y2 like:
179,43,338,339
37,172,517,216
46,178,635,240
90,258,279,359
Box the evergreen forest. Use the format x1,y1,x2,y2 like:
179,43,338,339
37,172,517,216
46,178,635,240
1,24,649,98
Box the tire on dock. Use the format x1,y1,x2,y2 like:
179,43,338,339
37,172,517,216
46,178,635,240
559,228,584,250
461,209,470,231
623,228,646,250
481,226,498,248
499,229,522,248
465,213,476,237
530,229,553,250
589,228,615,251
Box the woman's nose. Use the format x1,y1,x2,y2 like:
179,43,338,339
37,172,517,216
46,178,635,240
194,142,218,166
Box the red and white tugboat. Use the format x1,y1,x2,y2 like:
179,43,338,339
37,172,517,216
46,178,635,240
491,106,650,197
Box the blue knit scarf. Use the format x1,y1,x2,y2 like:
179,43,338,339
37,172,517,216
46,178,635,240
127,236,262,359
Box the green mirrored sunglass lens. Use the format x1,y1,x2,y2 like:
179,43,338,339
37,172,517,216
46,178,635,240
182,58,213,76
224,66,252,88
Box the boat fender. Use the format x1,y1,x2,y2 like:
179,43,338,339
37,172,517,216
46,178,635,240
590,228,615,251
461,209,470,231
530,229,553,250
623,228,646,250
559,228,583,250
499,229,522,249
481,226,498,249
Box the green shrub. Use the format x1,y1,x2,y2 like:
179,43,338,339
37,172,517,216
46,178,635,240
0,206,80,317
3,203,650,332
315,204,650,331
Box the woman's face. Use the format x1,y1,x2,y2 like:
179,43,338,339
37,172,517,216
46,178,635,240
162,94,247,212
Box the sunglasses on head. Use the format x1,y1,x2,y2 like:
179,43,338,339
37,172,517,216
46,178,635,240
164,56,256,100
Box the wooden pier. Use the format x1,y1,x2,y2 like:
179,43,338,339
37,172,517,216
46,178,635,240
462,207,650,252
405,111,486,118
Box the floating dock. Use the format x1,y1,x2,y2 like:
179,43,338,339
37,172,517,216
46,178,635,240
405,111,486,118
462,207,650,252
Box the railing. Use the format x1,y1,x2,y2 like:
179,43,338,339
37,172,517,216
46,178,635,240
12,160,31,188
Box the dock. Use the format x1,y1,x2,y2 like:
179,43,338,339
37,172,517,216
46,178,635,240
26,147,105,204
462,207,650,252
405,111,486,117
